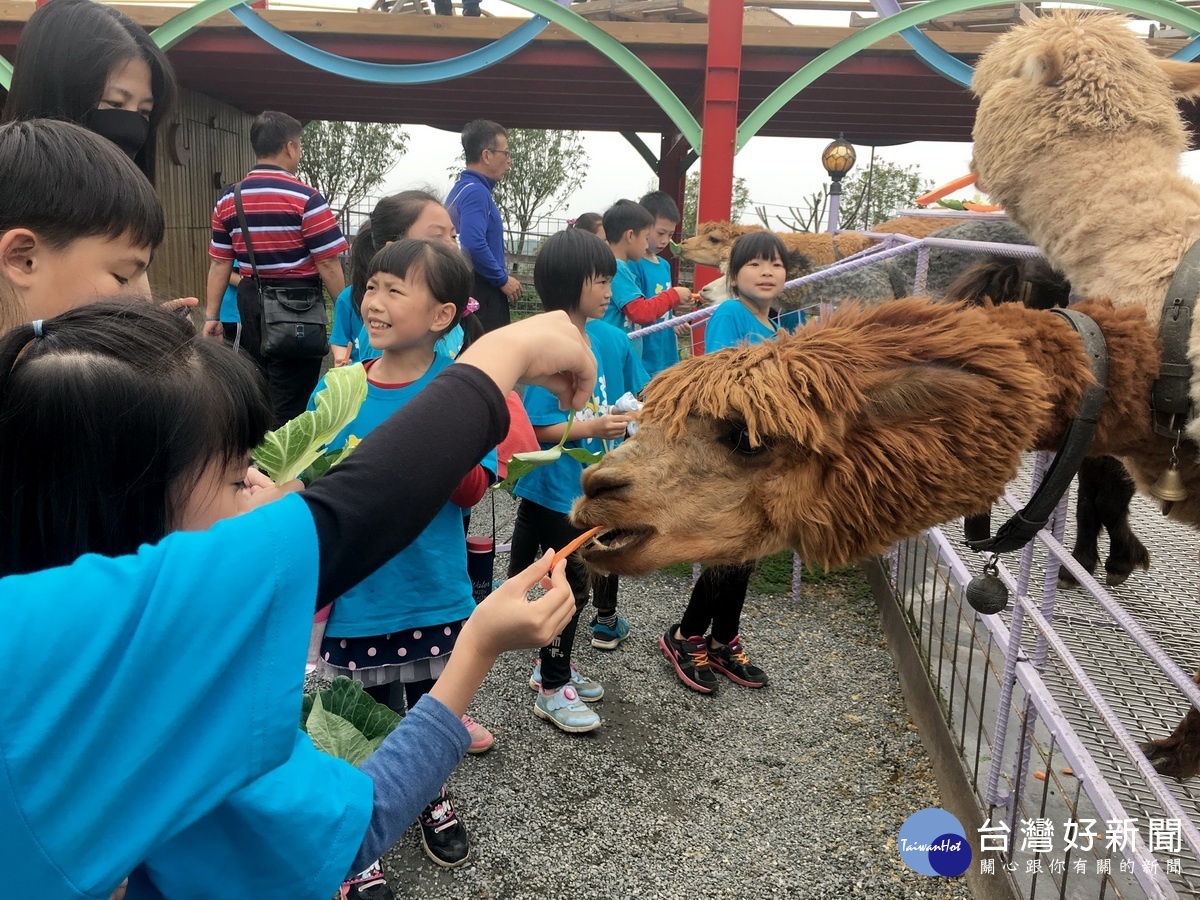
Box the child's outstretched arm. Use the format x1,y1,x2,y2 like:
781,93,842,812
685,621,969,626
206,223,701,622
350,551,574,873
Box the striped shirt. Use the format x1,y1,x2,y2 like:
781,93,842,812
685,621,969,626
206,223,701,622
210,165,347,280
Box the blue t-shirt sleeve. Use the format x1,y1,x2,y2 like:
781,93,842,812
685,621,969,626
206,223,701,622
132,731,373,900
0,494,319,896
705,302,762,353
610,260,645,311
521,383,570,428
624,337,650,394
331,287,356,346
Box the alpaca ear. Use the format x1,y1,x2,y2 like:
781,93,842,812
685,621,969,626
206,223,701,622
1158,59,1200,99
858,365,988,427
1016,41,1062,87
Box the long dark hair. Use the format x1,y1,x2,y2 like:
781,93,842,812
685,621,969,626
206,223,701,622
0,300,269,577
2,0,178,182
350,191,444,324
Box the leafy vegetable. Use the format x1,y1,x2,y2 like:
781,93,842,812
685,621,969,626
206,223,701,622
668,239,683,257
253,364,367,484
493,410,603,493
301,676,402,767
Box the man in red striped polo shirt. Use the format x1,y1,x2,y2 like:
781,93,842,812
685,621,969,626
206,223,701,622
203,111,348,425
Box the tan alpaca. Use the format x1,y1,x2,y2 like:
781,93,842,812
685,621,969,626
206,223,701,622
679,222,874,269
971,11,1200,442
571,297,1200,778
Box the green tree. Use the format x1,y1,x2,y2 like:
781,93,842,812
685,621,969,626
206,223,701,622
683,171,751,234
490,129,589,254
755,157,932,233
296,121,409,224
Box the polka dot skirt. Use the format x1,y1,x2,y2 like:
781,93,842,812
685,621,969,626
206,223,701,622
320,620,464,687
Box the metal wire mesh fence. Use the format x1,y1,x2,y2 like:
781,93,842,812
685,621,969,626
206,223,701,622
884,455,1200,899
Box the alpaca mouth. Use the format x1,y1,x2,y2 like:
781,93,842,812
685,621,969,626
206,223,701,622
580,527,652,560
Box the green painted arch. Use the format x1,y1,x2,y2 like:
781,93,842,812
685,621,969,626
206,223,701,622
736,0,1200,151
149,0,701,147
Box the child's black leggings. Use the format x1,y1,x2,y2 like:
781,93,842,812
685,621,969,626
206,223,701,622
679,563,754,645
508,497,617,691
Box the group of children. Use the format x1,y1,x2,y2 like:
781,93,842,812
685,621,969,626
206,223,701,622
0,112,803,900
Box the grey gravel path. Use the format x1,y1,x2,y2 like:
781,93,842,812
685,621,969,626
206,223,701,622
369,498,973,899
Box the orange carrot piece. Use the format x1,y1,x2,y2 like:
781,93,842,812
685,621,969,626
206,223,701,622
1062,767,1076,777
1034,770,1047,781
963,201,1002,213
551,526,606,569
915,173,977,206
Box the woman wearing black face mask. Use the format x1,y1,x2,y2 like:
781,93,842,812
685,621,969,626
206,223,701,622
2,0,177,184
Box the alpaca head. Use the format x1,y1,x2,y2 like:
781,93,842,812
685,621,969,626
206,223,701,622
573,299,1055,575
678,222,762,268
971,12,1200,203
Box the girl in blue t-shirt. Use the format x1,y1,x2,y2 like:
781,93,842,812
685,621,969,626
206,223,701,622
510,228,649,735
315,237,494,877
334,191,483,367
660,231,788,697
0,298,585,899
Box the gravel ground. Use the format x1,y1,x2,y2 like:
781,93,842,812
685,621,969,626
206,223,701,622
348,497,975,899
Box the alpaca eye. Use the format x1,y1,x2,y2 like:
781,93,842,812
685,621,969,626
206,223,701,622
720,425,767,457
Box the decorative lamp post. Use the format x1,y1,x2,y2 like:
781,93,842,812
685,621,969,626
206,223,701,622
821,135,857,232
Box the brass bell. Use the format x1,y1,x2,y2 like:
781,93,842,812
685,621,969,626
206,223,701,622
1149,462,1188,513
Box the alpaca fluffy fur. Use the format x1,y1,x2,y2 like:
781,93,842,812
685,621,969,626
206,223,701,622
971,11,1200,443
679,222,874,269
573,295,1200,775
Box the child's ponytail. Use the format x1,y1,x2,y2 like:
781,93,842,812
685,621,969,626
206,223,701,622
349,217,380,324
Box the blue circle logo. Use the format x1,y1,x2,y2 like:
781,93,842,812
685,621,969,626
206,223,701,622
897,808,972,877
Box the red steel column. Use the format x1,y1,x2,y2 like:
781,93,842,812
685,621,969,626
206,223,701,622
694,0,743,293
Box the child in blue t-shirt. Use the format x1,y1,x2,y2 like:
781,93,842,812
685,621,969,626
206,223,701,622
332,191,480,368
314,238,495,877
635,191,692,377
660,231,789,697
600,199,690,360
0,297,583,899
512,228,649,734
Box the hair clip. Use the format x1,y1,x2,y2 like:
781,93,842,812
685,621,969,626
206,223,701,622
566,218,577,226
31,319,43,338
464,297,480,317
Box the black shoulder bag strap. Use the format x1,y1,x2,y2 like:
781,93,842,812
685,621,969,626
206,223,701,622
233,182,260,280
965,308,1108,554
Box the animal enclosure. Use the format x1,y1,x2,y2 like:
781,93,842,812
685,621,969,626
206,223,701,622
879,454,1200,899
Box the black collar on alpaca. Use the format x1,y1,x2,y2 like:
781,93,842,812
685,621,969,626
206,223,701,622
1151,240,1200,439
965,308,1109,556
962,308,1108,615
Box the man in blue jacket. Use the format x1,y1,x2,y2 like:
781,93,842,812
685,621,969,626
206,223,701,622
447,119,524,332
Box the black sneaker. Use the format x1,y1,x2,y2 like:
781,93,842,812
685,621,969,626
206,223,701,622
708,635,768,688
419,787,471,867
659,624,719,694
340,860,394,899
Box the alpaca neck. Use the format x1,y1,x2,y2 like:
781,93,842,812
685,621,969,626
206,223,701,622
979,299,1160,458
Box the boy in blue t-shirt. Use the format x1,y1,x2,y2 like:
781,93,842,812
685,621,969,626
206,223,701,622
600,199,690,361
512,228,649,734
635,191,693,377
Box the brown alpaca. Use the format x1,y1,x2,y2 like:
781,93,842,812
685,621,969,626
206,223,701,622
679,222,874,269
971,11,1200,442
572,297,1200,779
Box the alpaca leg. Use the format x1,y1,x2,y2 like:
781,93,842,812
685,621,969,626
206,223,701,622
1139,667,1200,779
1060,457,1103,588
1092,456,1150,586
